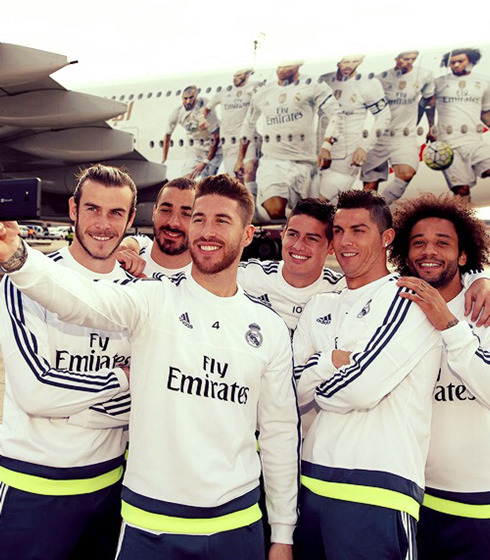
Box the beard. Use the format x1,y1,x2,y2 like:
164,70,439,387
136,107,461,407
75,222,125,261
407,258,460,289
154,226,188,256
189,239,241,275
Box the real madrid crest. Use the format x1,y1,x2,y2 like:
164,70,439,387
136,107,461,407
294,92,302,102
279,93,287,104
350,94,357,103
334,89,342,100
413,81,420,90
245,323,263,348
237,90,243,98
476,82,481,89
399,81,406,90
458,81,466,89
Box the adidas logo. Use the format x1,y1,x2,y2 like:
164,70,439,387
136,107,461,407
316,314,331,325
357,299,372,319
257,294,272,307
179,312,193,329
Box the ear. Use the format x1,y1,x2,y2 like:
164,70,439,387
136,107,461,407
458,251,467,267
152,204,157,223
242,224,255,248
68,197,77,223
382,228,395,248
328,242,334,255
127,208,136,229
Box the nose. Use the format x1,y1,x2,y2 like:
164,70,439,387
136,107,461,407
422,242,438,256
200,220,217,239
167,212,182,228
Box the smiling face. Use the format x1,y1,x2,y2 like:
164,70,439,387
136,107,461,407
281,214,331,288
332,207,394,289
406,217,466,295
189,194,254,275
69,179,134,268
152,186,194,256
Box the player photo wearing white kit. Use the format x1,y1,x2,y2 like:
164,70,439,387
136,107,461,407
162,86,222,180
318,56,391,203
238,62,342,220
433,48,490,198
362,51,435,204
202,69,261,196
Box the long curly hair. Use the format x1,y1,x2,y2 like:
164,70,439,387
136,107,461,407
390,193,489,275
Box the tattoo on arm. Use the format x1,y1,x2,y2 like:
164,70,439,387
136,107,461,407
445,318,459,330
0,240,27,273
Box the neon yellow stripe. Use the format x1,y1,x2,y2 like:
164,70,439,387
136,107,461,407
122,501,262,534
0,465,123,496
301,475,420,520
423,493,490,519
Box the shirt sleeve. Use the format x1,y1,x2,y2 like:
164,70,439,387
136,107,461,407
257,319,299,545
68,391,131,428
0,276,129,417
442,319,490,409
314,286,441,413
240,91,263,142
165,106,180,135
421,69,435,99
8,244,150,336
293,298,336,409
483,82,490,112
316,81,343,140
206,92,221,111
360,78,391,151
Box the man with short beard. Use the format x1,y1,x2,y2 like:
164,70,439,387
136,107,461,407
0,164,136,560
392,193,490,559
0,174,299,560
117,178,195,277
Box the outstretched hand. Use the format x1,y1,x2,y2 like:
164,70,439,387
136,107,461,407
0,222,22,263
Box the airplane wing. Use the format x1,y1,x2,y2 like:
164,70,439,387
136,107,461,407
0,43,166,223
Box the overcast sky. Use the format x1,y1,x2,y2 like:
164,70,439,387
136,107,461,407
3,0,489,87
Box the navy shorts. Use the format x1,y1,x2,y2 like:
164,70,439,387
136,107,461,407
418,505,490,559
116,519,266,560
294,486,417,560
0,480,122,560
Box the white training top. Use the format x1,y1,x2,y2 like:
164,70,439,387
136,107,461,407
240,76,342,162
206,81,262,145
166,96,219,154
132,234,192,277
377,67,435,135
237,259,345,333
9,246,300,544
0,247,131,478
320,72,391,153
293,274,442,514
424,288,490,503
435,72,490,148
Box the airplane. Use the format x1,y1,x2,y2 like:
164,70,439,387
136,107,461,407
1,42,489,258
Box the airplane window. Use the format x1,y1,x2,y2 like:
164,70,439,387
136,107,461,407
264,135,270,143
362,130,369,138
461,124,468,134
477,123,484,133
356,74,361,80
111,96,116,100
200,139,204,146
403,127,409,136
190,139,194,147
376,129,382,137
288,134,293,142
150,141,154,148
157,92,162,98
197,88,201,94
206,87,211,93
120,95,125,101
417,127,424,136
216,86,222,92
231,136,236,145
178,139,184,146
159,140,164,148
227,85,232,91
390,128,395,137
170,140,174,147
147,93,152,99
166,91,171,97
368,73,374,79
276,135,281,143
300,134,305,142
138,94,143,99
176,90,182,96
306,78,311,85
129,94,134,100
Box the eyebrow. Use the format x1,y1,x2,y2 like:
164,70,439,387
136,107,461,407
287,228,322,239
83,201,127,213
159,202,193,211
333,223,370,229
192,212,234,220
410,232,453,240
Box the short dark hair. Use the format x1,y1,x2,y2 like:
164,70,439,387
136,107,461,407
195,174,254,226
396,50,419,58
441,48,482,67
73,164,137,213
390,193,490,275
156,177,196,205
183,85,197,94
287,198,335,241
336,190,392,233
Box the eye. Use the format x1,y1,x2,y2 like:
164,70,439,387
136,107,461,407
183,211,192,218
